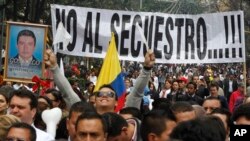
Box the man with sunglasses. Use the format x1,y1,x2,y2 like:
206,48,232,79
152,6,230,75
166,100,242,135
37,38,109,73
44,49,155,113
94,84,118,114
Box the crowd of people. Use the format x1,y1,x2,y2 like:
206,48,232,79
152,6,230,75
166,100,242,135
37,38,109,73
0,48,250,141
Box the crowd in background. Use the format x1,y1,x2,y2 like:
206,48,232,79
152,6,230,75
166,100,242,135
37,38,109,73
1,50,250,141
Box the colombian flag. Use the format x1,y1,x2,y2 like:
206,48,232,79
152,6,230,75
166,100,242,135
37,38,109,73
94,33,126,112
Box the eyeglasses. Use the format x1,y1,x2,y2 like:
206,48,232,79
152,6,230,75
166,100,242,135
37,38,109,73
5,137,25,141
95,91,115,98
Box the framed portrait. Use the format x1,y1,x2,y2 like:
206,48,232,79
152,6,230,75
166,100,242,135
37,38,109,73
4,21,48,83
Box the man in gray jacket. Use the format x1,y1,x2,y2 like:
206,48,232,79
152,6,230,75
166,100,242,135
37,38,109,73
44,49,155,113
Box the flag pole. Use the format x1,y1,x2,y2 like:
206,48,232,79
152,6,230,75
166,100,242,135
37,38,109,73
244,61,247,95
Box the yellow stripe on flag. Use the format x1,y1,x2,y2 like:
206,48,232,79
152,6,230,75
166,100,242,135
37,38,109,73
94,33,121,92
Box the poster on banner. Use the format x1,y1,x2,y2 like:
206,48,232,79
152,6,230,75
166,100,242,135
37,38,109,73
51,4,245,64
4,22,48,83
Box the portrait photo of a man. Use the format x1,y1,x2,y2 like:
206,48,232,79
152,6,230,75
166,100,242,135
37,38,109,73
4,22,48,82
13,29,41,67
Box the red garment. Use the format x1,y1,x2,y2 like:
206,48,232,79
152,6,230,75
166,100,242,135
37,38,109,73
229,89,244,112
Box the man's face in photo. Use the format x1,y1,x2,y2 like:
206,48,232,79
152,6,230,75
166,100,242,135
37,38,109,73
17,35,35,60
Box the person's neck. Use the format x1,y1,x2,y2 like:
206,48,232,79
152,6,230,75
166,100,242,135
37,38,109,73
19,55,32,61
96,106,114,115
211,93,218,97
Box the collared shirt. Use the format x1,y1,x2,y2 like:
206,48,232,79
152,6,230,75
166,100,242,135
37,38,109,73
32,124,54,141
19,56,33,66
229,80,233,92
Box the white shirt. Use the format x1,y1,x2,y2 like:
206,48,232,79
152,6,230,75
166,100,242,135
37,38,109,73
19,56,33,66
89,75,97,85
33,125,54,141
159,89,171,98
229,80,233,93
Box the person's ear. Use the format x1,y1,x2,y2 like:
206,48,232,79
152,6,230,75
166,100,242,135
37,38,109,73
148,133,158,141
31,108,37,119
121,127,128,135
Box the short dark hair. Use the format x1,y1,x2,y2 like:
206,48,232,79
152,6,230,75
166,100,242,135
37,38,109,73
45,88,66,109
232,103,250,122
17,29,36,45
171,101,194,113
102,112,128,137
68,101,96,119
170,116,226,141
0,92,8,104
44,88,62,102
187,82,197,89
152,98,172,112
119,107,142,120
141,109,176,141
75,112,107,134
9,89,38,109
38,96,53,109
7,122,36,141
0,85,14,103
211,108,232,128
209,82,219,90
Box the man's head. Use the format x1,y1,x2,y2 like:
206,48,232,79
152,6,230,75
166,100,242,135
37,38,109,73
186,82,197,95
44,88,64,108
211,108,232,134
171,102,196,123
67,101,96,141
95,84,117,114
141,109,177,141
75,112,107,141
209,82,219,96
119,107,142,120
171,80,179,91
177,77,187,90
124,78,131,90
202,97,221,114
232,103,250,125
170,116,226,141
6,122,36,141
9,89,37,124
17,29,36,61
237,82,245,93
102,112,129,141
89,93,96,106
192,75,199,84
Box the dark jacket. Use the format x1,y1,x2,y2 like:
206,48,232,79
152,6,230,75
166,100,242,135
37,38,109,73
179,94,204,105
10,55,42,68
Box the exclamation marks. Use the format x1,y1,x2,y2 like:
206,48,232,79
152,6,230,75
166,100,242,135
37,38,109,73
224,16,228,44
224,14,241,44
221,14,243,59
237,15,242,43
231,15,235,43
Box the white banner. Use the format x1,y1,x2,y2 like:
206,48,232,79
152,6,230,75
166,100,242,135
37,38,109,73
51,4,245,64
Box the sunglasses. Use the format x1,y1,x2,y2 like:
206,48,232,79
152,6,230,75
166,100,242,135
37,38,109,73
95,91,115,98
5,137,25,141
